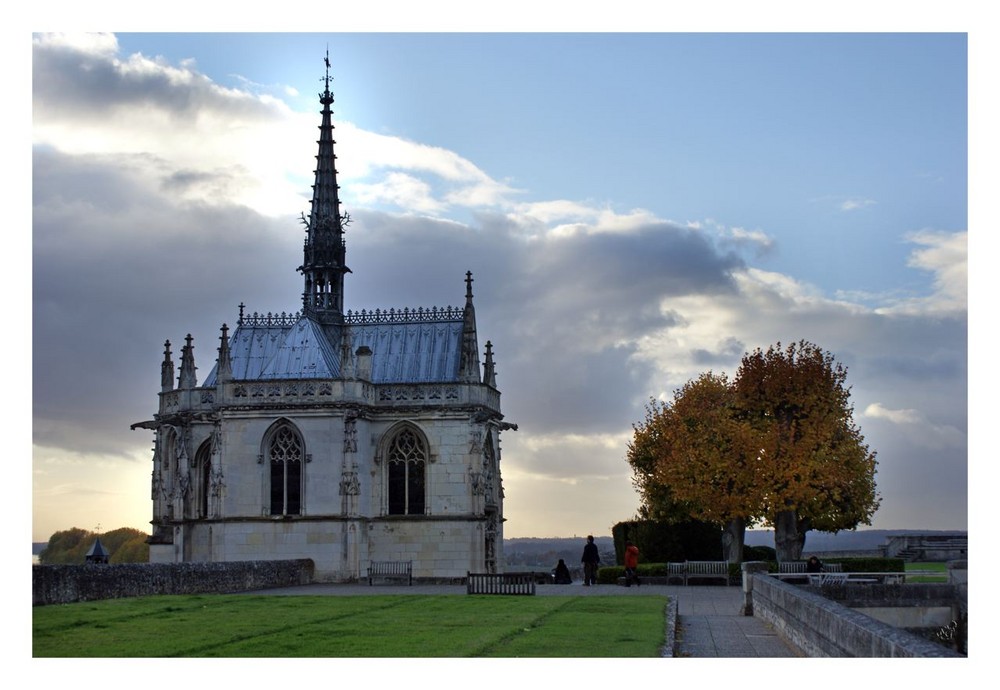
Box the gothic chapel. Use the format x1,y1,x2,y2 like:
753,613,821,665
133,59,514,581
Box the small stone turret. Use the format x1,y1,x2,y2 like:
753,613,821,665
178,334,197,389
483,340,497,388
216,324,232,384
160,340,175,393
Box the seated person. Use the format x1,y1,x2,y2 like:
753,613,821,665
806,555,824,573
552,558,573,584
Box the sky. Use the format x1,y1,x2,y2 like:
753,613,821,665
27,25,977,547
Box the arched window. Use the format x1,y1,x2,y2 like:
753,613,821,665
268,422,303,516
195,440,212,518
386,427,426,515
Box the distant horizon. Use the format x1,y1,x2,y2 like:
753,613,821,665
32,525,969,546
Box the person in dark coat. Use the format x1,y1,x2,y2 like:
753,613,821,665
806,555,824,573
553,558,572,584
581,535,601,586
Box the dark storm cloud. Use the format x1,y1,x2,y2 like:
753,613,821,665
338,210,745,434
32,36,282,126
865,348,966,381
691,337,746,366
32,146,297,456
507,222,744,349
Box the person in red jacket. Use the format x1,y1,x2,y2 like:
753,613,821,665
624,540,640,587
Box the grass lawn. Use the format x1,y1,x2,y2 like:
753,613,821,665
33,594,669,657
905,562,948,583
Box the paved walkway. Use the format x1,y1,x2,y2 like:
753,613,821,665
243,582,802,657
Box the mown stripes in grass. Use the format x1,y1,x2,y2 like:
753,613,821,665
33,594,669,658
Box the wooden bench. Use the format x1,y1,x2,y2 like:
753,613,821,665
666,562,686,585
683,561,730,585
810,571,848,585
466,571,536,595
778,561,843,573
367,560,412,586
778,561,842,583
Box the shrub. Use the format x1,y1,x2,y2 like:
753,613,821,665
826,557,904,572
743,545,776,561
597,566,623,584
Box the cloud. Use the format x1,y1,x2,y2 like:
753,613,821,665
31,34,968,539
871,230,967,316
863,403,965,450
864,403,922,425
840,198,876,211
726,226,775,254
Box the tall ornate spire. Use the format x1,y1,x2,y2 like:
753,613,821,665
298,50,350,323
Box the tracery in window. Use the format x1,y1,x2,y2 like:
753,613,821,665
386,428,426,515
268,422,303,515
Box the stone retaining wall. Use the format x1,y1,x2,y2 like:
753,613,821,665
748,573,961,657
32,559,314,606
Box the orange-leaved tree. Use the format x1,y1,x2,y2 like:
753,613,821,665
628,372,767,562
733,341,880,561
627,341,879,563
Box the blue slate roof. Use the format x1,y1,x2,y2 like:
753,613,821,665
350,320,463,383
202,312,465,386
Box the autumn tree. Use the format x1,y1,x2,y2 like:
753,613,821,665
628,373,766,562
627,341,879,562
733,341,879,561
627,403,699,525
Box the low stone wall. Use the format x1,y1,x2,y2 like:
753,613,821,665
748,573,961,657
32,559,314,606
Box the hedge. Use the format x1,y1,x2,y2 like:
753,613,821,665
611,520,722,564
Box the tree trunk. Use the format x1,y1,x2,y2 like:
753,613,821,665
723,516,746,563
774,510,806,561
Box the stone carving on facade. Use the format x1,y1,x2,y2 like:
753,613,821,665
470,471,485,497
173,425,190,468
485,512,498,574
209,464,225,519
210,464,225,497
482,466,495,503
340,466,360,496
344,412,358,453
151,468,166,505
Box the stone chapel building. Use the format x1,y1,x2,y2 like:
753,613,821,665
132,60,514,582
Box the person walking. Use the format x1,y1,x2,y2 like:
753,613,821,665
581,535,600,586
624,540,640,587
